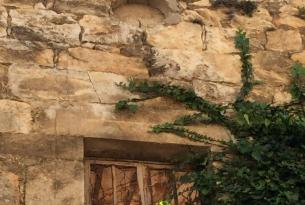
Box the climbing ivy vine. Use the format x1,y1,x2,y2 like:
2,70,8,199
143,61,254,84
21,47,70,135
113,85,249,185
115,31,305,205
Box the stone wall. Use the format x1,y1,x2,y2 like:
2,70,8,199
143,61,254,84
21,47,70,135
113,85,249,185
0,0,305,204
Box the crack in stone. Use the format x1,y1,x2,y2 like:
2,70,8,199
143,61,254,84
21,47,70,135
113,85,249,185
4,7,12,37
87,72,102,104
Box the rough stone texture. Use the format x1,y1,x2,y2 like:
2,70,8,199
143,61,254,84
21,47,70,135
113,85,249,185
0,100,32,134
0,38,54,67
10,9,81,46
0,0,304,204
8,64,99,102
266,29,303,52
58,47,148,77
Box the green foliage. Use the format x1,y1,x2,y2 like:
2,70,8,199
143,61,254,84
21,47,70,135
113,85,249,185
115,31,305,204
115,100,138,112
212,0,257,16
298,6,305,19
235,29,254,104
291,62,305,101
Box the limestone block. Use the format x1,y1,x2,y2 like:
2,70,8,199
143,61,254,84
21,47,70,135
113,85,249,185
0,133,83,160
188,0,211,9
0,170,20,205
0,38,54,67
149,49,241,84
232,7,275,33
253,51,293,72
147,22,203,51
0,7,7,37
54,0,111,16
205,27,237,53
290,0,305,7
291,50,305,64
266,29,303,52
0,0,53,8
26,159,84,205
88,72,138,103
113,4,164,27
0,100,32,134
79,15,143,45
193,79,240,104
274,14,305,28
8,64,99,102
10,9,80,45
58,47,148,77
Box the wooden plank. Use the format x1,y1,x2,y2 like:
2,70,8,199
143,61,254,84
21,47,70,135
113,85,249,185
84,161,91,205
137,164,146,205
112,165,117,205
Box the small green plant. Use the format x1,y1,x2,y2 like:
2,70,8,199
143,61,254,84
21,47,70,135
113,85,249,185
291,62,305,101
115,100,138,112
157,200,171,205
298,6,305,19
212,0,257,16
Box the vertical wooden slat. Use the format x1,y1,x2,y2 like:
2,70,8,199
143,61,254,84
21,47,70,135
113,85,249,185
137,164,146,205
112,165,117,205
84,161,91,205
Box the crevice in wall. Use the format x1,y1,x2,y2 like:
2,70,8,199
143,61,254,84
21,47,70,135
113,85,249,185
53,49,60,68
4,6,12,37
87,72,102,104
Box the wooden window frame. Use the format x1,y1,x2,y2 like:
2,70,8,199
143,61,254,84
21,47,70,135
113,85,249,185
85,159,179,205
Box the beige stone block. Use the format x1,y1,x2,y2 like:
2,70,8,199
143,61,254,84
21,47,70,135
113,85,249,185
291,50,305,64
193,80,240,104
274,14,305,28
0,100,32,134
58,47,148,77
113,4,165,27
0,38,54,67
147,22,203,51
232,7,275,32
54,0,111,16
0,7,7,37
0,0,51,8
54,160,84,205
26,159,84,205
188,0,211,9
88,72,138,103
8,64,99,102
266,29,303,52
151,49,241,84
0,170,20,205
10,9,80,45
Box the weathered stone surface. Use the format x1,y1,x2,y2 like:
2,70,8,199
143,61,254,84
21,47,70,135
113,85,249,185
290,0,305,7
113,4,165,27
0,100,32,134
291,50,305,64
232,7,274,32
54,0,111,16
147,22,203,51
193,80,240,103
58,47,148,77
0,170,20,205
0,0,52,8
266,29,303,52
26,159,84,205
188,0,211,9
79,14,142,45
149,49,241,84
205,27,237,53
0,133,83,160
8,64,99,102
0,38,54,67
10,9,80,45
195,8,223,27
88,72,137,103
274,14,305,28
0,7,7,37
